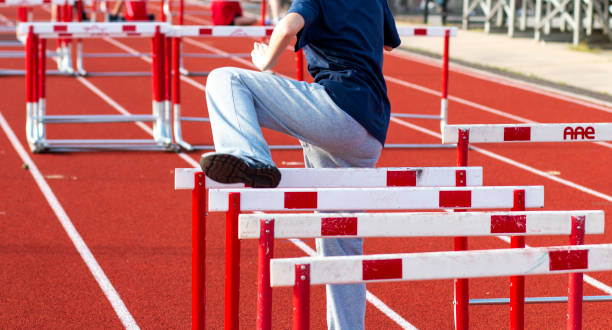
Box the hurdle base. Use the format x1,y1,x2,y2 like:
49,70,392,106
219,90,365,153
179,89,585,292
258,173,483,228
470,295,612,305
30,139,178,153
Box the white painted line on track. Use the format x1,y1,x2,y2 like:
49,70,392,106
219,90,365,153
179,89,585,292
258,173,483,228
495,236,612,295
0,112,140,330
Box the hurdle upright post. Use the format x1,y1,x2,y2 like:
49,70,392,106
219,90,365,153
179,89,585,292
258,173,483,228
38,36,46,141
510,189,526,330
256,219,275,330
225,193,241,330
293,264,310,330
192,172,206,330
25,26,35,144
568,215,586,330
454,128,469,330
440,29,449,132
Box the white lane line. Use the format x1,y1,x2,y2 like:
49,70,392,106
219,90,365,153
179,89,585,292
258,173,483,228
388,42,612,112
495,236,612,295
0,112,140,330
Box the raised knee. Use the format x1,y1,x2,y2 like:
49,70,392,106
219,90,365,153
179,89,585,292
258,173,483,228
207,67,239,91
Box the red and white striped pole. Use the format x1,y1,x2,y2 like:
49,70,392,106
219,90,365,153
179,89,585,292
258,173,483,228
256,219,275,330
160,0,166,22
293,264,310,330
152,26,163,142
568,215,585,330
38,36,46,140
225,193,241,330
454,128,469,330
25,26,35,144
510,190,526,330
192,172,206,330
172,33,182,146
164,32,172,142
440,29,449,132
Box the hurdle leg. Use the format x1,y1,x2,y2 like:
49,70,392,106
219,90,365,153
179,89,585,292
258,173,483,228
510,190,526,330
37,37,47,144
25,26,36,149
440,30,449,134
568,215,585,330
172,36,192,150
164,34,173,146
152,27,163,143
225,193,241,330
192,173,206,330
257,219,275,330
454,128,469,330
293,264,310,330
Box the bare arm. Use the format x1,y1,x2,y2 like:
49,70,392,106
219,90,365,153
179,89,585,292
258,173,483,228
251,12,305,71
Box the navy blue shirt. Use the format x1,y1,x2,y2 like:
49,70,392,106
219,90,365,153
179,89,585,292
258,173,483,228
288,0,401,145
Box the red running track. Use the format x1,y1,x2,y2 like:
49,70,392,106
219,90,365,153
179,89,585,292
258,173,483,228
1,3,611,329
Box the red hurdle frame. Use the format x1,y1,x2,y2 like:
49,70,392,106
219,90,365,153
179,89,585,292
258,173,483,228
454,128,588,330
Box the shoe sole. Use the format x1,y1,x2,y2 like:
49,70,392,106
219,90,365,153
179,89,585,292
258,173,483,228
200,154,281,188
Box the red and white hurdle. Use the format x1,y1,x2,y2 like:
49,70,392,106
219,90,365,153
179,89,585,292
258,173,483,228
443,123,612,143
175,166,483,330
169,25,458,151
17,22,174,152
240,210,604,330
270,243,612,329
443,121,612,329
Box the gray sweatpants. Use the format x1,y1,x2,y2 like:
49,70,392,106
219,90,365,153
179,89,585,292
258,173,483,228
205,67,383,329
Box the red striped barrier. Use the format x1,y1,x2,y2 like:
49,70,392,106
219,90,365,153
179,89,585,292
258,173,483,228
443,123,612,143
271,243,612,330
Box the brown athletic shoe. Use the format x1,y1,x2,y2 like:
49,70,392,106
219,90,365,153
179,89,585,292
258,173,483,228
199,152,281,188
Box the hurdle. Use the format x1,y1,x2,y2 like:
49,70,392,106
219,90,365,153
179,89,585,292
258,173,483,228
175,166,483,330
239,210,604,330
270,243,612,329
443,121,612,329
18,22,175,152
0,0,79,76
169,26,458,151
206,184,543,329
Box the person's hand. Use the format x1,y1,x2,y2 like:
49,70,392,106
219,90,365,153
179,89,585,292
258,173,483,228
384,45,393,52
251,42,271,71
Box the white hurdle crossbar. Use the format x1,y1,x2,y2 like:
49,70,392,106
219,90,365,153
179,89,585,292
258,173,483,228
271,243,612,329
174,166,483,190
271,243,612,286
443,123,612,144
208,185,544,211
238,210,604,239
